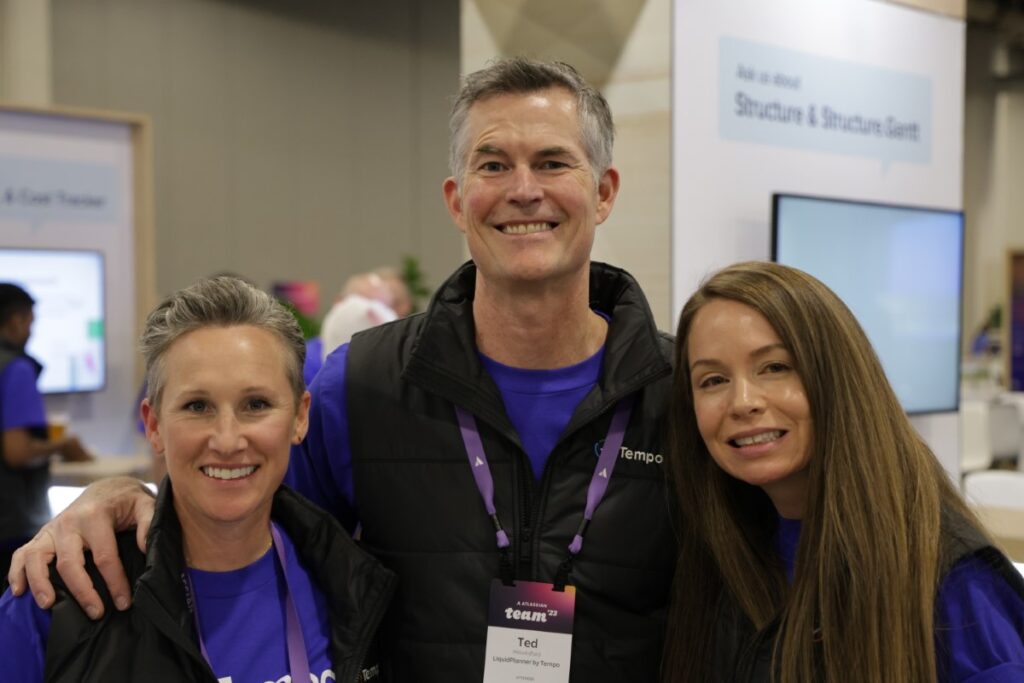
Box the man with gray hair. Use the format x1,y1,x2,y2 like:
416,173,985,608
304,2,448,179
10,58,676,681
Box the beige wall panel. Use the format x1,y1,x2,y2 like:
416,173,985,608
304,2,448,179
52,0,462,314
595,0,671,330
884,0,965,20
593,108,672,328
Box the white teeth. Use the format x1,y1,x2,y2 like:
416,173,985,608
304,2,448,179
500,222,553,235
734,430,783,447
201,466,257,480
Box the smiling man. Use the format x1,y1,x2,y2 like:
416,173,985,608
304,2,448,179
9,59,677,682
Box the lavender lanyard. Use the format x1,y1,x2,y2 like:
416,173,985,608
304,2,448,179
185,523,311,683
455,394,635,588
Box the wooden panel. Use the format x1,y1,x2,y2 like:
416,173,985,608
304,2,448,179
884,0,966,20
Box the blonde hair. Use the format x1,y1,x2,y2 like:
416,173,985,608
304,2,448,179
140,276,306,410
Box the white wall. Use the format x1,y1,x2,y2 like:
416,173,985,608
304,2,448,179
672,0,966,478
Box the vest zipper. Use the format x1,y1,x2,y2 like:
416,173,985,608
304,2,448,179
516,452,535,580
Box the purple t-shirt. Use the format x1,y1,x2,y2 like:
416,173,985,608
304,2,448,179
286,338,604,515
479,348,604,480
0,356,46,432
0,526,334,682
303,336,324,387
774,516,1024,681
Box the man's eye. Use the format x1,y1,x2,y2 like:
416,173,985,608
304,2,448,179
478,161,504,172
539,160,568,170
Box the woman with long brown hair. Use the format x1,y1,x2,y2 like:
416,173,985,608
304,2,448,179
664,261,1024,681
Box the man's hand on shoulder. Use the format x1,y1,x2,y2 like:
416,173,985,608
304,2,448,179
6,476,155,620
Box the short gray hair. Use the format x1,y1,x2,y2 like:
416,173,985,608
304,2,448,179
448,57,615,185
140,276,306,410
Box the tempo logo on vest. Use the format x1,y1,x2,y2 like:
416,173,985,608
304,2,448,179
593,440,664,466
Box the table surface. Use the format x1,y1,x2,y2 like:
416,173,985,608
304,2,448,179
50,453,152,485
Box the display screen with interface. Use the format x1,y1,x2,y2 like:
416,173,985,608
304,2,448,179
0,248,105,393
772,194,963,415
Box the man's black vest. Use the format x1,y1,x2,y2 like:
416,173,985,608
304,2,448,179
346,262,678,682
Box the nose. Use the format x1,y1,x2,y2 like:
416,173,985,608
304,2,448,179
730,377,766,417
505,165,543,206
208,411,247,455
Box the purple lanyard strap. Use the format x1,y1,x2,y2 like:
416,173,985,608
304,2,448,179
186,522,311,683
455,394,635,561
568,394,634,555
456,405,511,550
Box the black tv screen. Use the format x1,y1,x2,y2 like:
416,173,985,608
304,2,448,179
772,193,963,415
0,248,106,394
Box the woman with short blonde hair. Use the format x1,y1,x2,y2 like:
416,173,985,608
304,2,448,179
0,276,396,682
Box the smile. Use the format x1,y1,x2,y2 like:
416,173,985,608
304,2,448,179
730,430,785,447
200,465,258,481
497,221,557,235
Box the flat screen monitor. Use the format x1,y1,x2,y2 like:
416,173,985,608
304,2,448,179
772,194,963,415
0,248,106,393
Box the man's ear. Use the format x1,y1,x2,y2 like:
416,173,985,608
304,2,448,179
140,398,164,455
594,166,620,226
442,177,467,235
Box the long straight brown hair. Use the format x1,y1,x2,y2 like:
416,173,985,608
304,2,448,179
663,262,980,682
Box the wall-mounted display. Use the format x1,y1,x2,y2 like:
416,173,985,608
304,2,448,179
772,193,963,415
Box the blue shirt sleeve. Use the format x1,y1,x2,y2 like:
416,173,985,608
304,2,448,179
286,343,357,531
0,358,46,431
0,586,51,683
935,554,1024,682
303,337,324,387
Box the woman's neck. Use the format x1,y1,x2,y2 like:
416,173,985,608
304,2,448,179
178,508,273,572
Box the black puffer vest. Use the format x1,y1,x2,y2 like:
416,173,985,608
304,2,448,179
712,508,1024,681
347,261,678,682
43,482,397,682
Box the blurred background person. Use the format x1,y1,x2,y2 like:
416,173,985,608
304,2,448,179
0,276,395,681
302,267,412,385
0,283,93,581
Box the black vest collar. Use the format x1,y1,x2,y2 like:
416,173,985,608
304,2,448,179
402,261,672,436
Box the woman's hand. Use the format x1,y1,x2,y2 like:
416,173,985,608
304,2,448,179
6,476,155,619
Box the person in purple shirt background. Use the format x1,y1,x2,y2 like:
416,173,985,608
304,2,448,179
0,283,93,581
663,261,1024,682
0,276,394,681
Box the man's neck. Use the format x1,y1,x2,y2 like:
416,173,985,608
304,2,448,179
472,270,607,370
